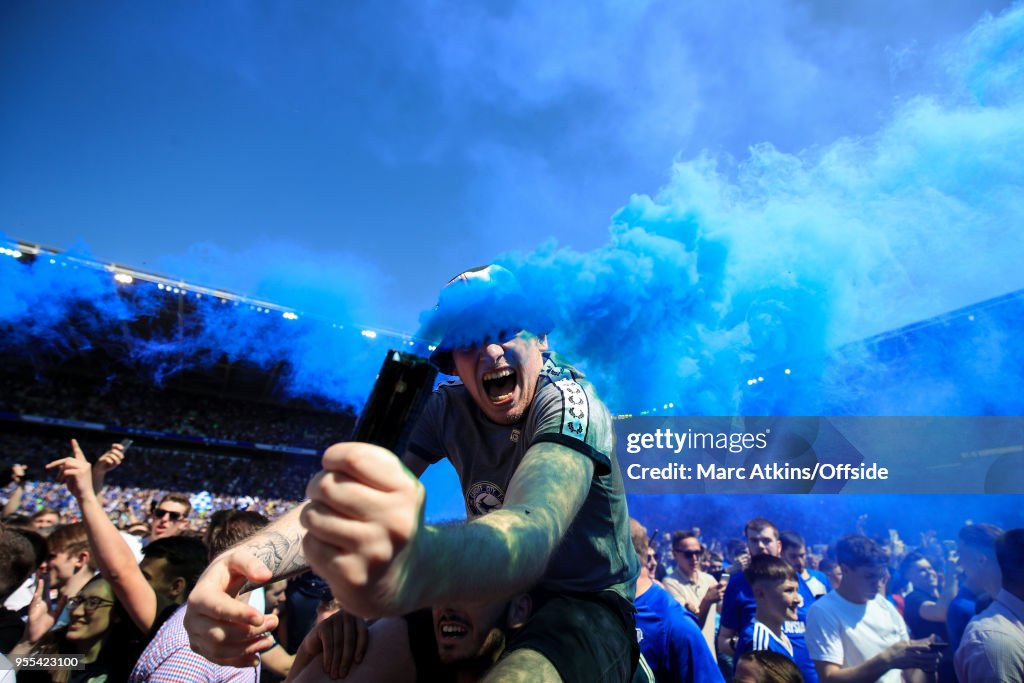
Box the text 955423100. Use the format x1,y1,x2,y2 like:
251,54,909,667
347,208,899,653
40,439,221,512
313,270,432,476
12,655,84,671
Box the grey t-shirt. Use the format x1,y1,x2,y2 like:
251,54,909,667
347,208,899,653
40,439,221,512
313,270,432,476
407,353,639,602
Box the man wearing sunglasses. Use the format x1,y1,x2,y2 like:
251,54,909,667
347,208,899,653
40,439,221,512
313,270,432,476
187,265,640,682
147,493,191,545
664,530,724,654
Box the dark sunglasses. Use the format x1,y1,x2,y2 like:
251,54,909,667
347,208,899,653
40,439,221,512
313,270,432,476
68,595,115,612
151,508,185,522
673,548,703,558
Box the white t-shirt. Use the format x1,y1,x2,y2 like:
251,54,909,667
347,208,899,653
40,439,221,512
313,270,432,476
2,576,34,612
246,586,265,615
119,530,145,563
806,591,908,683
804,573,829,599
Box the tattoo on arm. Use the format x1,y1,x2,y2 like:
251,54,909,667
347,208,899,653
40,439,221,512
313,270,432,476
241,529,308,590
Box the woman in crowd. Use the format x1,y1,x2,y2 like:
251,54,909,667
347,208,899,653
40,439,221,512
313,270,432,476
12,575,144,683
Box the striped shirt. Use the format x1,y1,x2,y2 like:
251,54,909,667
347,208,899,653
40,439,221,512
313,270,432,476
130,604,260,682
736,619,794,663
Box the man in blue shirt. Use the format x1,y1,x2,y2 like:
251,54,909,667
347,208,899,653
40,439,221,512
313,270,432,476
780,531,829,601
631,518,724,683
718,518,818,682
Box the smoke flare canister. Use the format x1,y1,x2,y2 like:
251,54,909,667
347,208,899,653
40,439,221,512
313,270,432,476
352,350,437,455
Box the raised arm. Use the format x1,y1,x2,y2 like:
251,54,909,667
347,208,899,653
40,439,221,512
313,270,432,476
443,439,593,596
2,464,27,518
300,439,593,617
185,449,434,667
184,500,308,667
916,573,958,623
46,439,158,633
90,442,126,495
696,580,724,628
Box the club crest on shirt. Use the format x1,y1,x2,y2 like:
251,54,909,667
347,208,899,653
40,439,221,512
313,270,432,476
467,481,505,516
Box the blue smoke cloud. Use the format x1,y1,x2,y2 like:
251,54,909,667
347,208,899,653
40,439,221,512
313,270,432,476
0,236,398,410
0,241,154,359
501,4,1024,416
4,6,1023,423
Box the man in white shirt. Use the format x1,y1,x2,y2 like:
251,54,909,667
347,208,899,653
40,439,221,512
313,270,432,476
662,530,723,654
806,535,939,683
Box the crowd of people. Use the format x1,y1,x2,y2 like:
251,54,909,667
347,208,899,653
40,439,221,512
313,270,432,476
634,516,1024,682
1,435,319,517
2,265,1021,682
4,448,1020,683
1,372,354,449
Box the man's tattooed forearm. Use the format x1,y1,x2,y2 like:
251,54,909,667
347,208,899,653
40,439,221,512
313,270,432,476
240,530,308,590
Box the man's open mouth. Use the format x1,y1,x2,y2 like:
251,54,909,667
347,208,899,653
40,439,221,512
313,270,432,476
482,367,517,402
438,618,470,641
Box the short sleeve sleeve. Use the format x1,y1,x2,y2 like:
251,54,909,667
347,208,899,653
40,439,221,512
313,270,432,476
806,602,844,665
528,377,613,475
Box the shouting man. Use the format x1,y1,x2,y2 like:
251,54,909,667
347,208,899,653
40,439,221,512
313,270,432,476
186,265,640,682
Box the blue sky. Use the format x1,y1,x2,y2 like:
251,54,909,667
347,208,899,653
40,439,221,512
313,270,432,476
3,1,1024,420
2,1,1013,326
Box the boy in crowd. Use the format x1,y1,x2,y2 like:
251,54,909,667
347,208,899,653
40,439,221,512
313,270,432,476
718,518,818,683
47,522,96,606
734,555,813,678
